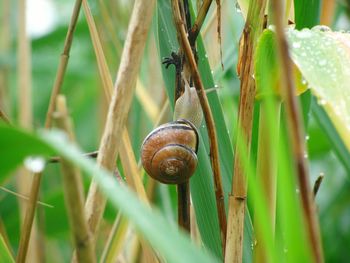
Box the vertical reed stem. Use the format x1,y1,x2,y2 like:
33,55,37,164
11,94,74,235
225,0,266,262
54,95,96,263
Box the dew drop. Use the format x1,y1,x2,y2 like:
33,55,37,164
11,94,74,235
235,2,242,13
292,42,301,48
312,25,331,32
318,99,327,105
303,152,308,159
24,156,45,173
305,135,310,141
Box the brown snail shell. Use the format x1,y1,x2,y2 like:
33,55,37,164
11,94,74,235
141,119,199,184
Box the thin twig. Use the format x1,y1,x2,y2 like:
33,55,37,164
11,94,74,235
0,187,53,208
45,0,83,129
49,151,98,163
171,0,227,249
54,95,95,263
16,173,42,263
225,0,267,262
270,0,324,262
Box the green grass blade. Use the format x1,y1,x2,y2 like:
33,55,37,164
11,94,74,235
0,235,14,263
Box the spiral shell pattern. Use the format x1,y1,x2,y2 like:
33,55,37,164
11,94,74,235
141,119,198,184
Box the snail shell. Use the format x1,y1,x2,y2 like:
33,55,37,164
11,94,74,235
141,119,199,184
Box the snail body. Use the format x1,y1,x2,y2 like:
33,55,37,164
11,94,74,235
141,119,199,184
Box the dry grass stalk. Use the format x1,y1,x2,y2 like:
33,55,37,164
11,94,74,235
54,95,96,263
17,1,84,262
15,0,42,262
225,0,267,262
0,0,11,111
83,0,155,235
81,1,156,262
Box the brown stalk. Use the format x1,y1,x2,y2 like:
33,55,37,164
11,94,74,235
16,173,41,263
189,0,213,44
0,0,11,112
45,0,83,129
225,0,267,262
171,0,227,248
82,0,156,241
270,0,324,262
177,182,191,231
320,0,335,26
17,1,84,262
80,1,158,262
15,0,42,262
54,95,95,263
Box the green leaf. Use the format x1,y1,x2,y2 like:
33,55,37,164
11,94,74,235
156,1,253,260
0,124,219,263
287,27,350,151
0,235,14,263
0,124,54,183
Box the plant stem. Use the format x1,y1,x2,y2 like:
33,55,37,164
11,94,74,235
0,0,11,113
320,0,335,26
177,182,191,231
17,2,83,262
16,173,41,263
54,95,96,263
45,0,83,129
225,0,267,262
80,1,158,262
270,0,324,262
253,100,281,263
189,0,213,44
16,0,41,262
83,0,156,240
171,0,227,249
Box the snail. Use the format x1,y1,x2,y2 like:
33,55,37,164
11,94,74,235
141,78,203,184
